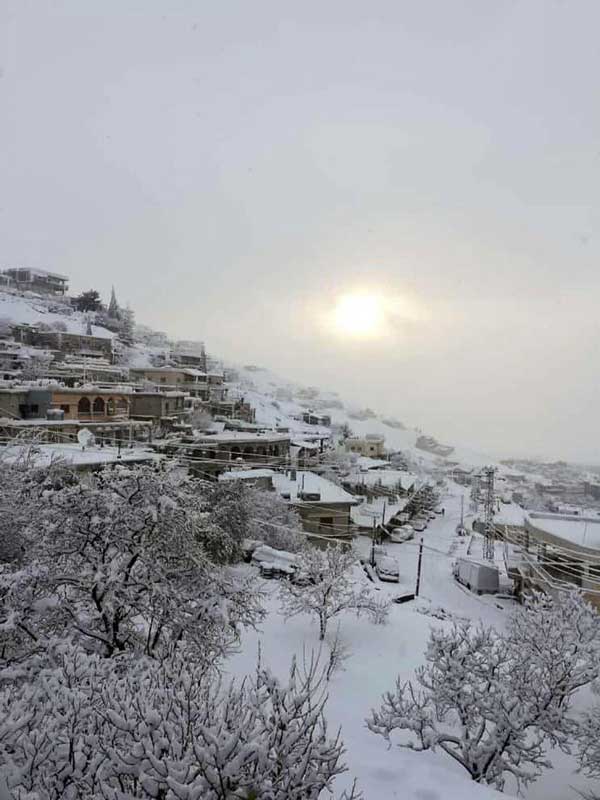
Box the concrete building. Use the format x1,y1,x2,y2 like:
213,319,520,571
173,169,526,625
13,325,114,362
0,385,132,422
1,268,69,295
129,391,187,424
221,468,359,540
344,433,386,458
0,418,152,445
192,431,291,466
301,411,332,427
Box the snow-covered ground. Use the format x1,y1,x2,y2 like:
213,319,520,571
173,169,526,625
225,487,520,800
0,290,114,338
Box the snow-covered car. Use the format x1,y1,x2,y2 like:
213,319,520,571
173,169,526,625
455,524,468,536
411,520,427,532
427,512,436,521
390,526,414,543
376,556,400,582
434,507,444,515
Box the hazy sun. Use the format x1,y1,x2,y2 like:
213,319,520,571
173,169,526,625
332,292,384,339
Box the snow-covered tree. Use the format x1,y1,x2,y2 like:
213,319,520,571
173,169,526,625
120,304,135,344
73,289,103,312
367,591,600,792
1,465,264,668
207,480,305,557
188,406,213,431
20,350,52,380
0,646,361,800
246,485,306,552
279,545,390,640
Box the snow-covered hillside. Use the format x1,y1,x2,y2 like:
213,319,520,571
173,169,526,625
0,290,114,338
230,363,499,471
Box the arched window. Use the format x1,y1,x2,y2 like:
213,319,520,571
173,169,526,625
230,446,241,461
78,397,91,415
93,397,105,415
106,398,115,416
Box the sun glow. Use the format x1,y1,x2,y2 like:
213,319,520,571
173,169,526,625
331,292,385,339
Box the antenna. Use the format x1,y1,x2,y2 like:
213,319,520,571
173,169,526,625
482,466,496,561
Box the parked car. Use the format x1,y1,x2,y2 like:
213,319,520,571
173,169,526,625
376,556,400,582
427,511,436,521
390,526,414,543
453,558,499,595
434,507,444,515
411,520,427,532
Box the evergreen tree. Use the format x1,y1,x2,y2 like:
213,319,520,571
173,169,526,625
107,285,121,320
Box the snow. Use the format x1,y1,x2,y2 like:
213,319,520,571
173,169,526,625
346,468,419,491
0,290,114,338
221,468,277,480
0,442,156,468
271,470,360,505
527,513,600,550
226,486,513,800
352,496,409,529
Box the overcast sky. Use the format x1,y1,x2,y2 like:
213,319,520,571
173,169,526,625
1,1,600,461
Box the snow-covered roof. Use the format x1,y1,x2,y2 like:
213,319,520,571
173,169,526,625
271,470,359,506
194,431,290,443
291,439,320,450
355,456,390,470
345,469,418,491
220,468,276,481
351,496,409,528
0,443,156,468
527,513,600,550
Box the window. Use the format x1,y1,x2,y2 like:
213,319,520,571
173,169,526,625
320,517,334,532
60,404,70,413
78,397,91,414
93,397,105,414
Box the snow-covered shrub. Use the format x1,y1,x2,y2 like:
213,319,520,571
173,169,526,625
0,646,361,800
280,545,390,640
368,591,600,792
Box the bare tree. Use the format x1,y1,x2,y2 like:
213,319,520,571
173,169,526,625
325,622,353,681
367,591,600,792
279,544,390,640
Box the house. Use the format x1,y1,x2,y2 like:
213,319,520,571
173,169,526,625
129,391,187,426
0,417,152,445
301,411,332,427
0,384,132,422
129,367,217,402
221,468,359,540
13,325,114,362
342,469,417,500
1,267,69,295
191,430,291,467
344,433,386,458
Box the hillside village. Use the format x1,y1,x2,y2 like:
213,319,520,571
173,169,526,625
3,271,600,800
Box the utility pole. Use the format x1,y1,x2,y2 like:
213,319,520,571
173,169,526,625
482,466,496,561
370,516,377,567
415,537,424,596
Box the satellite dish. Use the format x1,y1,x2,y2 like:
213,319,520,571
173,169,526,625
77,428,95,448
